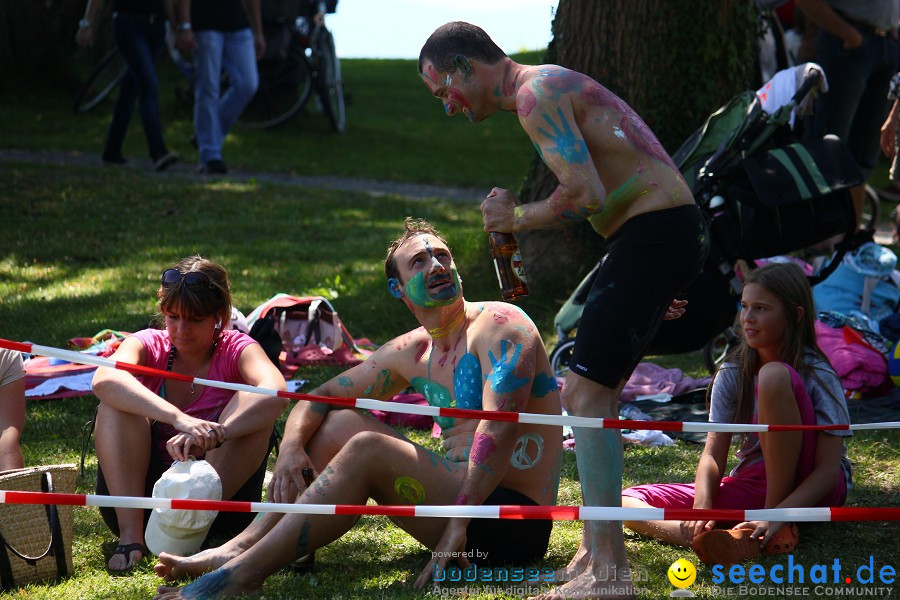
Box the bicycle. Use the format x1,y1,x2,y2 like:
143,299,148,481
72,23,194,114
238,19,345,132
72,20,345,133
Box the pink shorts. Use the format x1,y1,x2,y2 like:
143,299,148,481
623,364,847,511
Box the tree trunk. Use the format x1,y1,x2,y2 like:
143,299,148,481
518,0,756,297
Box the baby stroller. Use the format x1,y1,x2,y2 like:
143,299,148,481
549,67,867,376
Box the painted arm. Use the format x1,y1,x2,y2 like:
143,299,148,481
681,431,732,544
481,85,606,233
415,321,536,588
269,343,409,502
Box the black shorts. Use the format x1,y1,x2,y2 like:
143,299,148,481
465,487,551,566
569,204,708,388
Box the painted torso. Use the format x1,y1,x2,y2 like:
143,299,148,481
516,65,694,237
392,301,563,504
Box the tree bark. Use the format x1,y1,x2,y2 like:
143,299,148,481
518,0,756,296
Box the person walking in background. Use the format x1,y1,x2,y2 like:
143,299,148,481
419,21,707,599
0,348,26,472
173,0,265,175
75,0,178,171
797,0,899,226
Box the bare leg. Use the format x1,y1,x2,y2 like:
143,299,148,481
756,363,802,508
621,496,688,546
155,430,466,599
535,374,632,600
155,408,401,582
95,402,152,571
0,376,25,471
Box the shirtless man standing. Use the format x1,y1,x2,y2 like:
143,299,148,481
153,218,563,599
419,22,708,599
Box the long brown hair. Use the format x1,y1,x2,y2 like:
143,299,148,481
156,255,232,330
714,262,833,425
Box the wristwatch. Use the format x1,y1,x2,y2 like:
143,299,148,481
177,22,192,31
78,18,91,28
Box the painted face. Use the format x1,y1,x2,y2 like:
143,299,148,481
164,308,218,353
394,233,462,307
740,282,791,359
420,60,478,122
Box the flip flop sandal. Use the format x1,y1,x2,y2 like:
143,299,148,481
763,523,799,555
106,542,149,574
692,528,760,567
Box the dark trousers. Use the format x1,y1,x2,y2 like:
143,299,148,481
105,12,168,161
96,428,276,544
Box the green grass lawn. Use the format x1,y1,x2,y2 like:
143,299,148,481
1,53,899,599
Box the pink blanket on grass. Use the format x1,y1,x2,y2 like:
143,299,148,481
815,321,889,395
619,362,712,403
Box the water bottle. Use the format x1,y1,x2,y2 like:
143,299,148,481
490,231,528,301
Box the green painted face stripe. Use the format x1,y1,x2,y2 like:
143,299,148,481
770,148,811,200
790,143,832,195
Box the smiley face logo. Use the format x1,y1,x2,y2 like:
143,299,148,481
667,558,696,588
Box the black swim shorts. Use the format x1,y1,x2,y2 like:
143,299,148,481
465,487,551,565
568,204,709,388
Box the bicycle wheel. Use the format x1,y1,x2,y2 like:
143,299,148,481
702,327,737,375
239,45,312,130
861,184,881,232
549,339,576,378
72,50,128,113
313,28,346,133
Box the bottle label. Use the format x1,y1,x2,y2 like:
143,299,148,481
510,251,526,283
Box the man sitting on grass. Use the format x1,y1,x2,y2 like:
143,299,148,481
153,217,563,599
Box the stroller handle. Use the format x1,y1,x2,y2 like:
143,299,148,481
790,69,822,107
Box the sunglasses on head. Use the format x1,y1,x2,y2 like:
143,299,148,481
160,268,215,290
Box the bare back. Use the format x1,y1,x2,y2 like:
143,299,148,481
516,65,694,237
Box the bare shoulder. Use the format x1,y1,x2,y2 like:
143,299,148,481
470,301,540,343
371,326,430,366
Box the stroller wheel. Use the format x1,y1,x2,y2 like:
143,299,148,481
549,339,577,378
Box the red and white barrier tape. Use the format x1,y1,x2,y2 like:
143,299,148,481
0,490,897,522
5,338,899,434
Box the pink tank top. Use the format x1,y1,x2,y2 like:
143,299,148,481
131,328,256,463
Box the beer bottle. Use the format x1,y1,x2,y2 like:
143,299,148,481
490,232,528,301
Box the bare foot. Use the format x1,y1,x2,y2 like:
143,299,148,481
554,541,590,582
154,567,263,600
530,570,634,600
154,547,240,582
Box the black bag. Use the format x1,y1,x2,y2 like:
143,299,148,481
711,136,862,262
249,317,283,367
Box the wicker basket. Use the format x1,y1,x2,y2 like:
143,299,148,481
0,464,76,589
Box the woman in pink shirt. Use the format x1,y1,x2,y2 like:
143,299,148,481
92,256,287,572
